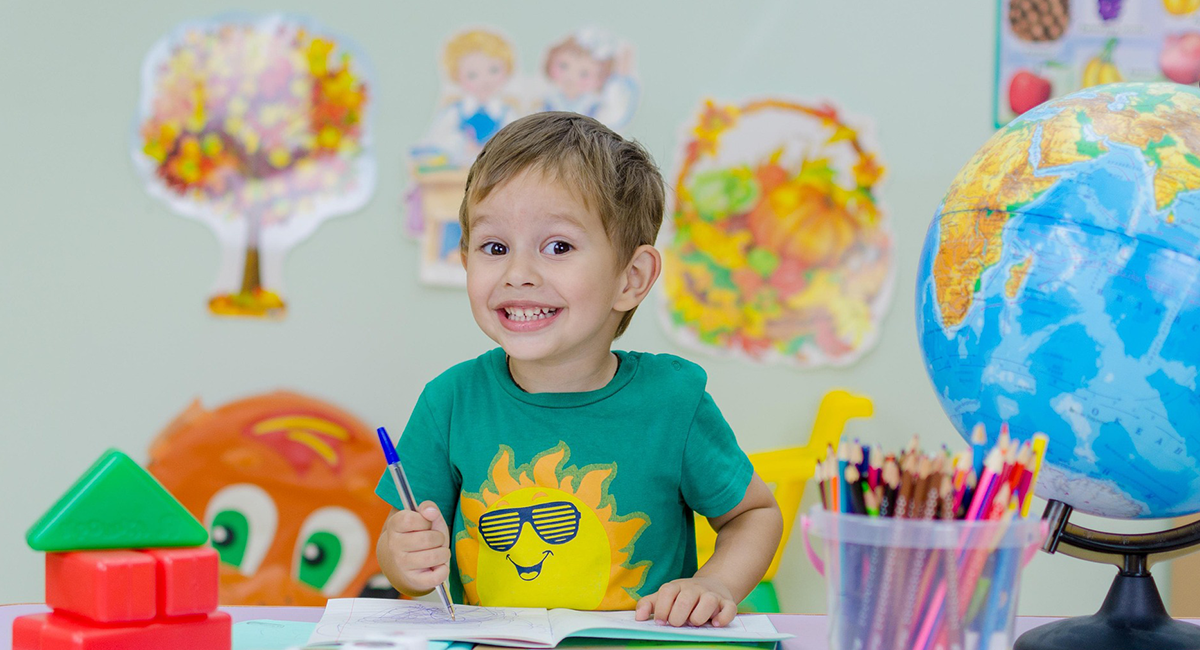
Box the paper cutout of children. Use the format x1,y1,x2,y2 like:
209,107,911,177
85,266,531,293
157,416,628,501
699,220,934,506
407,26,640,287
409,29,521,285
413,30,520,170
541,28,638,130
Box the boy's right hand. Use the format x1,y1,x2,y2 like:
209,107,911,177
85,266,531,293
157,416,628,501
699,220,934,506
380,501,452,594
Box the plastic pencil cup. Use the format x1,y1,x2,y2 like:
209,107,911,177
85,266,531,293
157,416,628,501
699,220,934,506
801,507,1046,650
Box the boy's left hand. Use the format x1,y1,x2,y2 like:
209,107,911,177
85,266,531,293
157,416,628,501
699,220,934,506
634,576,737,627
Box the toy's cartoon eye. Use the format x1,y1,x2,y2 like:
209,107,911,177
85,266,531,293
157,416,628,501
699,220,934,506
294,506,369,596
204,484,277,576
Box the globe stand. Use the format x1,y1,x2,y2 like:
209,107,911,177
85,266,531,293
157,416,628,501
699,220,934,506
1014,500,1200,650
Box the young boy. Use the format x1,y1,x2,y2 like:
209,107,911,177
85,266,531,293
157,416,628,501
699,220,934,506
377,112,782,627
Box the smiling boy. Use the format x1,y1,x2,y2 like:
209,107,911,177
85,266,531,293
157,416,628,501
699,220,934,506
377,112,782,627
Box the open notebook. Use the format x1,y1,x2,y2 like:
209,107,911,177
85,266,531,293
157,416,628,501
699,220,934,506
309,599,790,648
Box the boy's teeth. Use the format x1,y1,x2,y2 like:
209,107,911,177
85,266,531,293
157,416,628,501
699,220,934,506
504,307,558,322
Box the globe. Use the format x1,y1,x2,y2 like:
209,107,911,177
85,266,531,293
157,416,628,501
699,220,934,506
917,82,1200,520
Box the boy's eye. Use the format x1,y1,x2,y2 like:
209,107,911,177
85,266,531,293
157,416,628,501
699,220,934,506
543,241,572,255
483,242,508,255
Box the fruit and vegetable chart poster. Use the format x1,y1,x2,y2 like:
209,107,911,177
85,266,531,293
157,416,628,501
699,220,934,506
661,98,894,369
995,0,1200,126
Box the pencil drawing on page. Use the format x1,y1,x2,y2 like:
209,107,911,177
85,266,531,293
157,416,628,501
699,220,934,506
311,599,550,643
359,602,513,626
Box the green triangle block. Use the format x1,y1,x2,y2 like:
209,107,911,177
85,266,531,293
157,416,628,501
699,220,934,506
26,448,208,551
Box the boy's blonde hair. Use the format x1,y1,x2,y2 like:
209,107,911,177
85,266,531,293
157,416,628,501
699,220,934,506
443,30,514,78
460,112,665,338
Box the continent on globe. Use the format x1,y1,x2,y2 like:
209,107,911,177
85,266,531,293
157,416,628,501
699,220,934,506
918,82,1200,520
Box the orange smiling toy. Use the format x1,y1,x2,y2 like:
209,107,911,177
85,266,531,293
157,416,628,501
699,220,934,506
147,391,392,605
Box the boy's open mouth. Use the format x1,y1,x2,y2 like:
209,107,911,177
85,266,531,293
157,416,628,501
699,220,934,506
498,306,561,331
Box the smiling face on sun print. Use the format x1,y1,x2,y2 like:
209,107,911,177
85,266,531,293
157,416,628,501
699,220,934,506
475,486,610,608
455,444,650,609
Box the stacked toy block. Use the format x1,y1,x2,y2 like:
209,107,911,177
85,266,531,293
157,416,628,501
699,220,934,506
14,449,231,650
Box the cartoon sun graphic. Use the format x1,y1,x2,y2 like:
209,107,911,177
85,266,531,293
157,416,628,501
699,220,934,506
456,443,650,610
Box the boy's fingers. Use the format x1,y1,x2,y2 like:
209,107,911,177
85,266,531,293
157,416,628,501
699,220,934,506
419,501,450,537
714,600,737,627
390,510,434,533
634,596,653,621
667,588,701,627
417,501,440,521
399,546,452,571
409,562,450,591
654,584,680,624
394,530,445,553
688,593,719,627
423,562,450,584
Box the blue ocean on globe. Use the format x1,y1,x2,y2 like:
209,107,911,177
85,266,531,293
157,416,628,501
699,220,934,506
916,83,1200,519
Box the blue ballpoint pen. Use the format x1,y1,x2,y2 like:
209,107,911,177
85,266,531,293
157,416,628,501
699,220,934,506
377,426,456,620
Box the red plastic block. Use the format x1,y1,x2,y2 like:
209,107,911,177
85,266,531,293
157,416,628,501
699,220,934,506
14,611,231,650
143,547,218,617
46,551,157,623
12,613,50,650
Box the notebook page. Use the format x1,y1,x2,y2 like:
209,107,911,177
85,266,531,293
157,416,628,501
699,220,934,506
308,598,555,646
545,609,789,644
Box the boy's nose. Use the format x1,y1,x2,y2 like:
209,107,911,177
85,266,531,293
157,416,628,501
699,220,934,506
503,251,542,287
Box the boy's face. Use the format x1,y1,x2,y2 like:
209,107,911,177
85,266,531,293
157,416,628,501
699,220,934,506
548,50,605,99
463,169,627,366
457,51,509,101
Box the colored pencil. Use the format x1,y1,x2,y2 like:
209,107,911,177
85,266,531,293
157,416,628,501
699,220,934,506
971,422,987,480
816,460,828,510
845,464,867,516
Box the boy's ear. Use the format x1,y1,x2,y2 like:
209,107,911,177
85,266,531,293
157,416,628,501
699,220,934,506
614,244,662,312
461,250,468,271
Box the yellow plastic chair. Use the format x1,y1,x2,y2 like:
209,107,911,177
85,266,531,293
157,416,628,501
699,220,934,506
694,389,873,611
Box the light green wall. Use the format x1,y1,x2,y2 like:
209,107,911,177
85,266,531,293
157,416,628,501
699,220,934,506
0,0,1175,616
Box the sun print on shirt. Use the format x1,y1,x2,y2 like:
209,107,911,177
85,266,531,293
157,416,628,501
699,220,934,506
455,442,650,609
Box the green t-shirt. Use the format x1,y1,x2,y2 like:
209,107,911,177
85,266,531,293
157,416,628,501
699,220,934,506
375,348,753,611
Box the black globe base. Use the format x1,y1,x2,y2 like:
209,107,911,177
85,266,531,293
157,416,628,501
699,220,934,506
1014,573,1200,650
